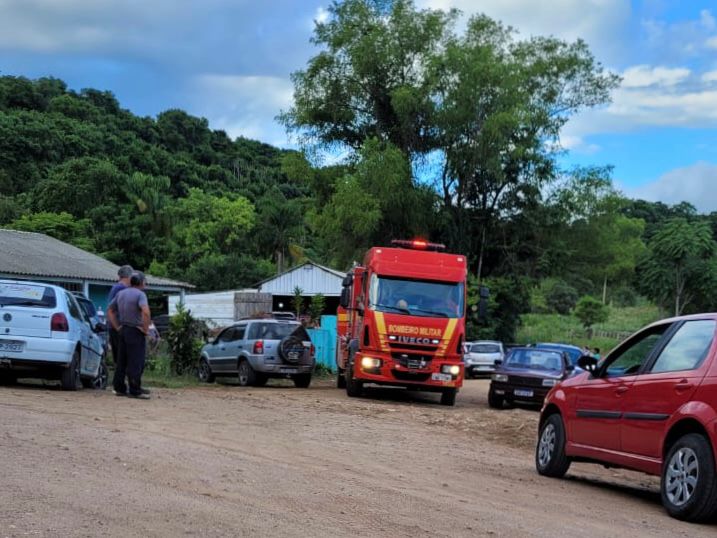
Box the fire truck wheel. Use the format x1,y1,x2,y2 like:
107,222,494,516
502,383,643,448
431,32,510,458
345,360,363,398
336,369,346,389
440,388,457,406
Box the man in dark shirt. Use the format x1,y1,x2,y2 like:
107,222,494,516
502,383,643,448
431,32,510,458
108,271,151,399
107,265,133,389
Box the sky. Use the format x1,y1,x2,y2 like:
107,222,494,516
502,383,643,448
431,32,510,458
1,0,717,211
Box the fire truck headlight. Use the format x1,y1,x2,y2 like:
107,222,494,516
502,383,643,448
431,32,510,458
442,364,461,376
361,357,382,369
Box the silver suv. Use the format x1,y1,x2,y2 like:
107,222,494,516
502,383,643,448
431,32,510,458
197,319,315,388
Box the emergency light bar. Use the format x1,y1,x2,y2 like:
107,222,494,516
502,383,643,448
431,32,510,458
391,239,446,251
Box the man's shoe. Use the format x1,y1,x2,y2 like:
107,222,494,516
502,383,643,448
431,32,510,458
127,392,150,400
112,389,127,397
140,387,151,395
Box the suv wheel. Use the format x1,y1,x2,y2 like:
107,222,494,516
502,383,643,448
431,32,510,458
237,359,256,387
197,359,215,383
293,374,312,388
661,433,717,522
535,413,571,478
60,350,81,391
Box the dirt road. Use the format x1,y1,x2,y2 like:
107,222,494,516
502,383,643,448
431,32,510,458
0,378,714,537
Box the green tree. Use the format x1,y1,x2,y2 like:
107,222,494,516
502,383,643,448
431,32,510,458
308,293,326,325
9,211,93,251
574,296,609,336
293,286,305,318
638,218,717,315
546,280,579,315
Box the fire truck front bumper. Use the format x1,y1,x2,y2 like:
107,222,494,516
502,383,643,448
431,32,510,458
353,353,463,389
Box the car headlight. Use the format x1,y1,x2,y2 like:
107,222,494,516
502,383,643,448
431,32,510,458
542,378,559,387
441,364,461,376
360,357,381,369
492,374,508,383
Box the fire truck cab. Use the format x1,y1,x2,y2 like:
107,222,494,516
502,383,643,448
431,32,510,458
336,240,467,406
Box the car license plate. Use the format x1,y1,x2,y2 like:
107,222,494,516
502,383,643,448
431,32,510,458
476,365,491,370
281,368,298,374
0,340,23,353
514,389,534,398
431,373,452,382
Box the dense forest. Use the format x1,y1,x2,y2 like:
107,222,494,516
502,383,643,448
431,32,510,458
2,0,717,340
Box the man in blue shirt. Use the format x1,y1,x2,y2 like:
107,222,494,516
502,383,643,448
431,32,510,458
107,265,133,393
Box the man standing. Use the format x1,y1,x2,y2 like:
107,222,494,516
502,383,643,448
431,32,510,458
107,271,151,399
108,265,132,391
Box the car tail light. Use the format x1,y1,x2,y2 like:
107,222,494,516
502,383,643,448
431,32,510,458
253,340,264,354
310,344,315,356
51,312,69,332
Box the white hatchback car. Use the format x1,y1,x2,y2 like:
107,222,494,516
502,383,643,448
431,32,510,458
0,280,107,390
463,340,504,377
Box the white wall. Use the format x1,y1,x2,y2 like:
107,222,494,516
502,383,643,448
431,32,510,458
168,290,256,328
259,264,344,296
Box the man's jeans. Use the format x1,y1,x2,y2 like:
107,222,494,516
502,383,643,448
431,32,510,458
118,326,146,396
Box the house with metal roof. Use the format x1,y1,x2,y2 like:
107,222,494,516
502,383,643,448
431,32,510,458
0,229,193,310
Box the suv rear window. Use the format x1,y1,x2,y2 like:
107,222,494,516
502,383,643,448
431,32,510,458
248,322,300,340
471,344,501,353
0,283,56,308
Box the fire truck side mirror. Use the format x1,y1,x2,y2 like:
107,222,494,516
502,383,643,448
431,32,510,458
340,287,351,309
342,274,353,287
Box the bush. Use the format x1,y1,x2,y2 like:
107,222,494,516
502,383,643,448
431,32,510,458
610,285,638,307
308,293,326,325
546,280,579,315
165,303,205,375
574,295,609,336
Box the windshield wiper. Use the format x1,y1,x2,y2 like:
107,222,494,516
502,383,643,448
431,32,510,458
373,303,411,315
409,307,449,318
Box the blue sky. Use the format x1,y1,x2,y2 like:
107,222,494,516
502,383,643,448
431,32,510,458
2,1,717,211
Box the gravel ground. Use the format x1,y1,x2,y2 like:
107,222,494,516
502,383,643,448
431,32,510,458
0,377,714,537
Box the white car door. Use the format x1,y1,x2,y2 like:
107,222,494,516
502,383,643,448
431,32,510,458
65,293,98,377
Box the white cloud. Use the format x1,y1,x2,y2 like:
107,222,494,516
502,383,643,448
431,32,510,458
706,36,717,49
416,0,631,63
315,6,330,24
192,74,294,146
701,9,717,31
703,70,717,83
622,65,690,88
623,162,717,213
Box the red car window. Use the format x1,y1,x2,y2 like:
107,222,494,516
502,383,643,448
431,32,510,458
649,319,715,374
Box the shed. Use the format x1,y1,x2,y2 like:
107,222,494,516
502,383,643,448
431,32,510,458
257,261,346,315
0,229,193,310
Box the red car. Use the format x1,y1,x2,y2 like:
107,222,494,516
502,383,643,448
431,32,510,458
536,314,717,522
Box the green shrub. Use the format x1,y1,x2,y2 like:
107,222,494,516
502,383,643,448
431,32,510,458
546,280,579,315
575,295,609,336
166,303,205,375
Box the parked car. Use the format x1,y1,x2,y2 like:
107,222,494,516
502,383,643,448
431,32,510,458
463,340,504,377
536,314,717,522
198,319,315,388
72,292,108,352
489,347,573,408
0,279,107,390
534,342,583,367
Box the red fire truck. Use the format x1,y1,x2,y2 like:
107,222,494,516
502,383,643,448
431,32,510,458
336,240,467,406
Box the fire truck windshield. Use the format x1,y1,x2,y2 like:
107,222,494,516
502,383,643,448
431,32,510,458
368,274,464,318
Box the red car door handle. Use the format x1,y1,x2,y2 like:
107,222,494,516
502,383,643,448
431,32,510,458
615,386,629,395
675,380,693,392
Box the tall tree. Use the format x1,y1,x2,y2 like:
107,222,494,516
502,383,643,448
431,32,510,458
638,218,717,315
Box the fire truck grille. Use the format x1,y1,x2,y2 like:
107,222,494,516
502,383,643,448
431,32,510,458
391,370,431,382
391,352,433,368
388,343,439,353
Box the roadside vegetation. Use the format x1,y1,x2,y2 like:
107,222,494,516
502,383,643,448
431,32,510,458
2,0,717,342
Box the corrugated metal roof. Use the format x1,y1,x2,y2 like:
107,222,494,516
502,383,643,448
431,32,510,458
0,229,193,289
257,261,345,296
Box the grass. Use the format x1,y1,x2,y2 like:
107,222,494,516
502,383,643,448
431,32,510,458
517,303,665,353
